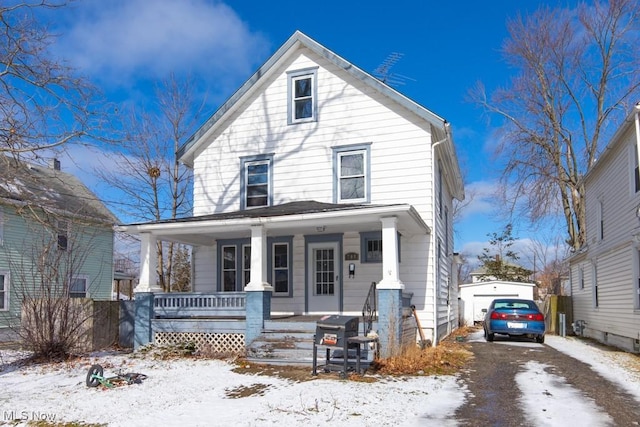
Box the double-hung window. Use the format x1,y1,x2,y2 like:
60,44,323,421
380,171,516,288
333,144,371,203
241,155,274,209
69,275,87,298
592,262,599,308
0,272,8,310
287,68,318,124
269,237,293,296
218,237,293,296
359,231,401,263
222,245,239,291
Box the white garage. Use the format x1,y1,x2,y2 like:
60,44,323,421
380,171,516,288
459,281,536,326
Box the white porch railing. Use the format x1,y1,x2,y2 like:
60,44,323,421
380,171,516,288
153,292,246,318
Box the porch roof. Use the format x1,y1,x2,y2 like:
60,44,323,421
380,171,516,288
118,201,430,245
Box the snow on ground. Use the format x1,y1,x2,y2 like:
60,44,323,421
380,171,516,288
0,353,463,427
0,334,638,426
516,360,613,427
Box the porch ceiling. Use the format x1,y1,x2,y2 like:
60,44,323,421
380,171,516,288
118,201,430,245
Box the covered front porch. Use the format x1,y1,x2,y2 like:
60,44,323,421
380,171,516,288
120,201,430,358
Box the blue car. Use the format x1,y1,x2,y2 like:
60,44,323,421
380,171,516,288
483,298,545,343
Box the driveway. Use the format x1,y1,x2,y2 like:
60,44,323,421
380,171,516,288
455,331,640,426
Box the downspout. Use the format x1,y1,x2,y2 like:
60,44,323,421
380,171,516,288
430,121,450,346
635,103,640,169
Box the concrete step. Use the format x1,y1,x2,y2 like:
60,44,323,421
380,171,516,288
247,327,377,367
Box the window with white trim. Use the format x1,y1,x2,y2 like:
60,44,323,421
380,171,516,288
634,248,640,309
242,245,251,287
287,68,317,124
218,237,293,296
69,275,87,298
222,245,237,291
578,266,585,290
633,143,640,193
240,155,273,210
445,207,449,256
592,262,599,308
597,199,604,241
333,144,371,203
0,272,8,310
359,231,401,263
272,243,289,294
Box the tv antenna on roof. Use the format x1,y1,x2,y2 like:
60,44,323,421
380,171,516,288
373,52,416,87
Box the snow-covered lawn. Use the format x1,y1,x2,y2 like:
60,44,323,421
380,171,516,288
0,333,638,426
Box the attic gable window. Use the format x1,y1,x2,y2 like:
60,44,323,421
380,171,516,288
240,154,274,210
333,144,371,203
287,68,318,124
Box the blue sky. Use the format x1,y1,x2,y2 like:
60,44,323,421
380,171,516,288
46,0,572,263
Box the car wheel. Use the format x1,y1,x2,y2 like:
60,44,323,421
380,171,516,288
486,332,494,342
535,335,545,344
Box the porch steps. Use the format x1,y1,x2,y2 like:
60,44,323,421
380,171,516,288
245,320,376,368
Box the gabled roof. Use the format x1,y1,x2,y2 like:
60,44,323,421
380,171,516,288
176,31,464,199
0,156,117,224
584,103,640,183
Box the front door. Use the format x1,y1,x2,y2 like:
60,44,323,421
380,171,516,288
307,242,340,313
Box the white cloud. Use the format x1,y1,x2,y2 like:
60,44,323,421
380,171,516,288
455,179,500,220
55,0,269,84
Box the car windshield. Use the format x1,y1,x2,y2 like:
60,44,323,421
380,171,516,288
494,301,535,310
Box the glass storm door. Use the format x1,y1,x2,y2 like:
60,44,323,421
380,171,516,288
307,242,340,313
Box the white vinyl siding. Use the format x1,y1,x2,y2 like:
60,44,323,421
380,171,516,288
188,47,446,338
0,206,4,246
193,51,434,220
569,119,640,349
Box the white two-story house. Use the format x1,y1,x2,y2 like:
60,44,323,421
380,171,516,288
568,103,640,353
123,31,464,348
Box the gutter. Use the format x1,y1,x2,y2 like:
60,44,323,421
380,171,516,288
635,103,640,172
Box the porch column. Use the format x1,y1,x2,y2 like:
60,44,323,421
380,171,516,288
377,216,404,358
245,225,273,346
134,233,161,349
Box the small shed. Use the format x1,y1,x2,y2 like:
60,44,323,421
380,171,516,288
459,281,536,326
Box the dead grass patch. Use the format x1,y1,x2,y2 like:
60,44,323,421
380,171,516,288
370,326,475,376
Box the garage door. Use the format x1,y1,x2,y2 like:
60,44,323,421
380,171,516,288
472,294,519,323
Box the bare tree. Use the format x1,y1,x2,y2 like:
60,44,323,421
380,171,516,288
522,235,570,296
472,0,640,250
0,1,103,163
477,224,533,282
98,75,200,291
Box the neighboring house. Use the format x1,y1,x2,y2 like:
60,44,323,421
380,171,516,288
459,280,536,325
121,31,464,347
0,156,117,329
568,103,640,353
